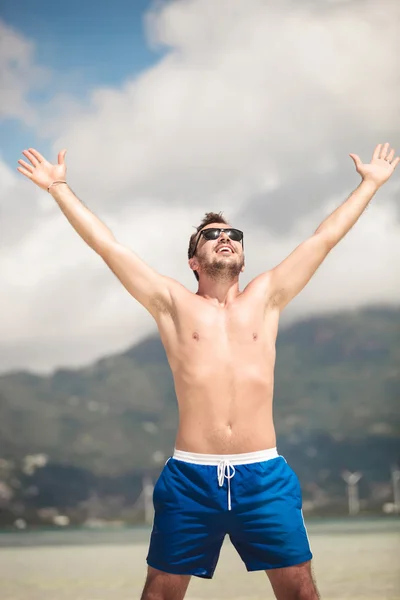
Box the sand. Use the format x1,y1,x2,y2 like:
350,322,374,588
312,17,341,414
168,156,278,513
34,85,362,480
0,527,399,599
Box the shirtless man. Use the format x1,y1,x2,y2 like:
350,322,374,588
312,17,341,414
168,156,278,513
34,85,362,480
17,143,398,599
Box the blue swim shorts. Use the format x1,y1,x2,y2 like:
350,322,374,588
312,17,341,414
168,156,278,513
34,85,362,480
146,448,312,578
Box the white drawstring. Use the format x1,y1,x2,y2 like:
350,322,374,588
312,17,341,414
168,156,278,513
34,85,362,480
172,448,279,511
217,460,236,510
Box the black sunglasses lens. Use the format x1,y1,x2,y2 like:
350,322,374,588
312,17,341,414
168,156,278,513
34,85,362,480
228,229,242,241
202,229,220,240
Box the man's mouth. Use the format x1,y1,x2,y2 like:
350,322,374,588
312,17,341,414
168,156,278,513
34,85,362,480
215,245,234,254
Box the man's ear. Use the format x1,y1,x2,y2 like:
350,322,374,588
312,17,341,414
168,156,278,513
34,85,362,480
188,257,199,274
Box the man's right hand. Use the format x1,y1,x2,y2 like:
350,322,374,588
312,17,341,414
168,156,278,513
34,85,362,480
17,148,67,191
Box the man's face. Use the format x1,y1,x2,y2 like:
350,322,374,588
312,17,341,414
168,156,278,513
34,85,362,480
191,223,245,281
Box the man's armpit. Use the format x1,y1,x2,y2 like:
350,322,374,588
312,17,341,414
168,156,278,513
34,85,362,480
265,287,287,310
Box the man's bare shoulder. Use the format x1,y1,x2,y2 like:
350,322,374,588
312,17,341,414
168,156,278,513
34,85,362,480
164,277,195,297
244,271,273,296
151,276,196,313
244,271,284,308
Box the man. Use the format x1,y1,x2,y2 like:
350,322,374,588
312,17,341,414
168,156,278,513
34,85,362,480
17,143,398,599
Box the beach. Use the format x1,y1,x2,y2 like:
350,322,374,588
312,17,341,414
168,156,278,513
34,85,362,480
0,520,399,600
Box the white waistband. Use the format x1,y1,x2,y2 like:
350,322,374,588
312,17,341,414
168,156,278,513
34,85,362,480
172,447,278,466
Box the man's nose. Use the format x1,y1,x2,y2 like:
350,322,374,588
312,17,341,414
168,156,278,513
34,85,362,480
219,232,229,243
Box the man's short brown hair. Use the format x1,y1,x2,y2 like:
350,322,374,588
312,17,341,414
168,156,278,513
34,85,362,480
188,212,229,281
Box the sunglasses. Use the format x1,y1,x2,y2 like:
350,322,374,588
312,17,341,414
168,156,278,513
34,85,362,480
190,227,244,258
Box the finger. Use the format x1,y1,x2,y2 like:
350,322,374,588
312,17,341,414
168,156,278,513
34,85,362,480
379,142,390,160
58,149,67,165
349,154,362,169
17,166,32,178
22,149,40,167
18,159,34,173
386,148,395,163
392,156,400,169
372,144,382,161
29,148,45,163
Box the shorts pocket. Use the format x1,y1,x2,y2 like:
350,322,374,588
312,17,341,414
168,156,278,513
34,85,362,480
283,462,303,507
153,463,182,511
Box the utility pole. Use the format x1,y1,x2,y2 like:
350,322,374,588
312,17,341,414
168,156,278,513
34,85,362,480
142,475,154,525
391,466,400,514
342,471,363,515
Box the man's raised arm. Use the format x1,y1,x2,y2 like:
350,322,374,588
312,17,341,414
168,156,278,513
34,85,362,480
259,143,399,310
17,148,174,317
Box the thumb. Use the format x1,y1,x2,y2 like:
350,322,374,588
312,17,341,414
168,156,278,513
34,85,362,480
58,149,67,165
349,153,362,170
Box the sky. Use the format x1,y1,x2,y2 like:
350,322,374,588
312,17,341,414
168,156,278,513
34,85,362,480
1,0,399,374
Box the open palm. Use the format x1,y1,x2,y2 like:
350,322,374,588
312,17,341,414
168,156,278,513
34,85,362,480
350,143,399,187
17,148,67,190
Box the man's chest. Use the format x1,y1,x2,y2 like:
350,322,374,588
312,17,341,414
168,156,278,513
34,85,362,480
169,295,279,346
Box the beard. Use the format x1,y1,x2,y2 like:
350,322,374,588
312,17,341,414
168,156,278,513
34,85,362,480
197,253,244,282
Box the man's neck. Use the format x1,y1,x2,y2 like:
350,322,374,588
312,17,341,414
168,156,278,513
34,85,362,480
196,277,241,306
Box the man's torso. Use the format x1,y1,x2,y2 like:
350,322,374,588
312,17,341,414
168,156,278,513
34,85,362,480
153,278,281,454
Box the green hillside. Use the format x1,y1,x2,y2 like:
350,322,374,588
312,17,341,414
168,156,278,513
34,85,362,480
0,305,399,475
0,305,399,522
274,306,400,438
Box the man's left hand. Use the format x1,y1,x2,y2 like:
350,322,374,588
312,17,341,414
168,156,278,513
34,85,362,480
349,143,399,188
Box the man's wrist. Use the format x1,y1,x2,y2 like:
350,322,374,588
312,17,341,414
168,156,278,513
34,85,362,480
48,181,68,196
360,178,381,193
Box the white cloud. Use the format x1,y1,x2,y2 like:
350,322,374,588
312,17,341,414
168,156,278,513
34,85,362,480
1,0,400,373
0,19,50,125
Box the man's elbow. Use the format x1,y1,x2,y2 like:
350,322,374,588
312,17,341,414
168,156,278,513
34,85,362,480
314,230,338,252
95,238,118,258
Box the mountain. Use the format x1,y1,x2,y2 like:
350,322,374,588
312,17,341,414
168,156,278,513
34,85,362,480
0,305,399,520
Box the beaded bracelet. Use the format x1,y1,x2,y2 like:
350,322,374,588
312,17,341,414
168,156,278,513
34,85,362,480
47,180,67,192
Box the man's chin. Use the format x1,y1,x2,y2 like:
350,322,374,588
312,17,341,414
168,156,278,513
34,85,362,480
203,259,243,280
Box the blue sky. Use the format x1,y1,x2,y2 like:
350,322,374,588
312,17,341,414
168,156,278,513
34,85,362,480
1,0,399,373
1,0,162,167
